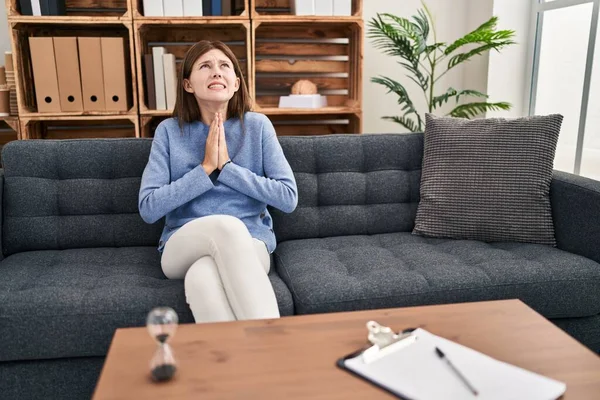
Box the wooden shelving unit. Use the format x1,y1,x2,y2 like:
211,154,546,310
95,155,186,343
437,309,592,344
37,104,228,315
8,0,363,139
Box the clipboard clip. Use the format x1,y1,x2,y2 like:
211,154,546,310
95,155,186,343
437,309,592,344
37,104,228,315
361,321,418,364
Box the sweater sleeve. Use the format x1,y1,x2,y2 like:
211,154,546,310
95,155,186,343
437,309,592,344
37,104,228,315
138,123,214,224
217,116,298,213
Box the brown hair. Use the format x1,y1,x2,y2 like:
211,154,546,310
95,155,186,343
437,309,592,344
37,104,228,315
173,40,252,131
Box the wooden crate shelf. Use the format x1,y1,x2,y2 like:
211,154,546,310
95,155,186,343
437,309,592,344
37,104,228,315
252,0,362,18
251,19,362,133
268,112,361,135
6,0,131,19
140,115,170,138
130,0,249,20
11,21,138,118
20,115,139,139
135,20,252,115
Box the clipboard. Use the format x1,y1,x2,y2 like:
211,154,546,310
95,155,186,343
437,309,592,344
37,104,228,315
337,321,567,400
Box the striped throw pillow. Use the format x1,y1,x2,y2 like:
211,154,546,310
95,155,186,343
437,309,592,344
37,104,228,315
413,113,562,245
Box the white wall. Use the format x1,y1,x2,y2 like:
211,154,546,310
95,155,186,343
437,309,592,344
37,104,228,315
0,6,10,55
486,0,532,118
363,0,512,133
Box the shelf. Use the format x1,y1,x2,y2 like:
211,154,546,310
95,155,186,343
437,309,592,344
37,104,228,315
252,15,362,23
258,106,360,116
20,115,139,139
135,21,251,114
8,16,129,24
140,109,172,117
11,22,137,117
133,17,249,24
18,111,138,120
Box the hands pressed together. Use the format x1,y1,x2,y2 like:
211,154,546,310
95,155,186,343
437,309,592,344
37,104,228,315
202,112,230,175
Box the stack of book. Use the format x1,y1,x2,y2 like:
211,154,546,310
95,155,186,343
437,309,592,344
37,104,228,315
144,47,178,111
18,0,66,16
142,0,234,16
28,37,129,113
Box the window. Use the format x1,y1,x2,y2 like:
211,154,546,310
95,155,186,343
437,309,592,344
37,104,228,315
529,0,600,180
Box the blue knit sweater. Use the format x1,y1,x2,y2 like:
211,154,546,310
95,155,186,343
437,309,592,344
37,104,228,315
138,112,298,253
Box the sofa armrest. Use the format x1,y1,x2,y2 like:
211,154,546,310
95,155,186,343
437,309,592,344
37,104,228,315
551,170,600,264
0,168,4,261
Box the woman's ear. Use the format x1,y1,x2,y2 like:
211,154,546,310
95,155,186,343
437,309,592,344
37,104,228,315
183,79,194,93
234,77,240,92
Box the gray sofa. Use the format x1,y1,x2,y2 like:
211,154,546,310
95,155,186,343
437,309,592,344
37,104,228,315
0,134,599,399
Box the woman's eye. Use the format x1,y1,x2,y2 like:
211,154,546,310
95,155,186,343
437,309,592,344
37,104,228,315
200,64,208,69
222,63,230,68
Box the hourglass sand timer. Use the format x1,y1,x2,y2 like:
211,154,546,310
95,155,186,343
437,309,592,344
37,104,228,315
146,307,179,382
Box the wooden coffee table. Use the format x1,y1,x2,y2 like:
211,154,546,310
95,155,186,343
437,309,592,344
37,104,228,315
92,299,600,399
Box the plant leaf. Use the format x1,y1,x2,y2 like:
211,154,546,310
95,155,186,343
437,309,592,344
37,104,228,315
432,88,489,109
447,40,515,69
447,102,512,119
382,116,421,132
371,76,420,115
445,16,508,54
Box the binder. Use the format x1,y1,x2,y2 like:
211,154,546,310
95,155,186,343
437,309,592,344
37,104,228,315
337,321,567,400
101,37,128,112
315,0,333,16
78,37,106,111
53,37,83,112
46,0,66,15
144,54,157,110
163,53,177,110
332,0,351,16
152,47,167,110
28,37,61,113
143,0,164,16
19,0,33,15
291,0,315,16
211,0,221,15
163,0,183,16
183,0,203,16
222,0,231,16
202,0,211,16
31,0,41,16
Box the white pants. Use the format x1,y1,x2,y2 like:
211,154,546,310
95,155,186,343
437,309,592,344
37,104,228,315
161,215,280,323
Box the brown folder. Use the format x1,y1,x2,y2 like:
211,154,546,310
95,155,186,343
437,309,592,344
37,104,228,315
28,37,61,113
101,37,128,112
78,37,106,111
144,53,157,110
53,37,84,112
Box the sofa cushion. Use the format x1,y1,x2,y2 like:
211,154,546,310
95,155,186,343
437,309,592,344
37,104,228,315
0,247,294,362
271,134,423,242
274,233,600,318
413,114,562,246
1,139,162,255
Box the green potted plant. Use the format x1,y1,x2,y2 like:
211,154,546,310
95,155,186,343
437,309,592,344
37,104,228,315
368,2,517,132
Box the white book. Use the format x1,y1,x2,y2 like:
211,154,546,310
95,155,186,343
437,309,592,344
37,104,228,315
31,0,41,16
152,47,167,110
315,0,333,16
163,0,184,16
143,0,164,16
163,54,178,110
332,0,351,16
291,0,315,16
183,0,203,16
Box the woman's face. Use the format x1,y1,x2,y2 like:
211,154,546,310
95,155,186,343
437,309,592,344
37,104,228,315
184,49,240,106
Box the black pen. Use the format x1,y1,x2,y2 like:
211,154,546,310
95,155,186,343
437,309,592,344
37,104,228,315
435,347,479,396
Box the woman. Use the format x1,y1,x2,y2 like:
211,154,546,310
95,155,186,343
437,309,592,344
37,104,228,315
138,40,298,323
